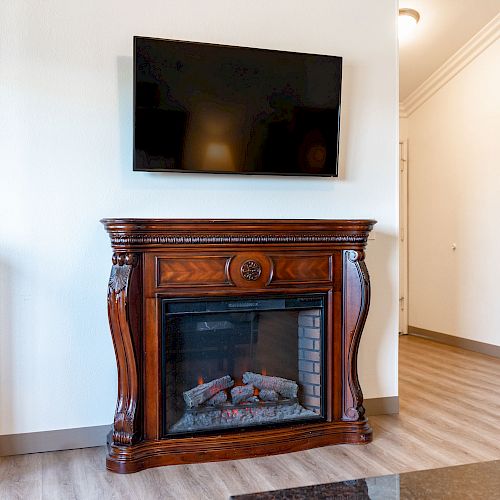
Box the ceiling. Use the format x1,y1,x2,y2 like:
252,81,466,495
399,0,500,101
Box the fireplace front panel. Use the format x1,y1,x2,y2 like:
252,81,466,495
161,294,326,436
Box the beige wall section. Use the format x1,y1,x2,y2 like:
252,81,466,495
407,39,500,346
0,0,399,436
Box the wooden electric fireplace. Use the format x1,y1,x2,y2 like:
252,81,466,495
102,218,375,473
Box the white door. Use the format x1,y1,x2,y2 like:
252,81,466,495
399,141,409,334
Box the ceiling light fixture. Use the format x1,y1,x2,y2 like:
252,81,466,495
398,8,420,41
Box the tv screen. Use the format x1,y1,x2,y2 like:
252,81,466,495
134,37,342,176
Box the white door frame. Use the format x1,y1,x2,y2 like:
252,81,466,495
399,140,409,334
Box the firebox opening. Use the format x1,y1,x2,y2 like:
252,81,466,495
161,294,326,436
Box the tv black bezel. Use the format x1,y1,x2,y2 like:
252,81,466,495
133,36,342,177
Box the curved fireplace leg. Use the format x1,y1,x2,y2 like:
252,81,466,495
343,250,371,422
107,252,141,445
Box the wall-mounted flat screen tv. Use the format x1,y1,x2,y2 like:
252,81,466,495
134,36,342,176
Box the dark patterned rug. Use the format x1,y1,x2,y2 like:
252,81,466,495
232,478,369,500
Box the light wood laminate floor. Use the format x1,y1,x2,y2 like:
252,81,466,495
2,335,500,499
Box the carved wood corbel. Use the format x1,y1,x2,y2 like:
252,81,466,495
107,252,141,445
343,250,370,421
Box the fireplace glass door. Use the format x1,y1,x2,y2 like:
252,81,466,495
162,295,325,436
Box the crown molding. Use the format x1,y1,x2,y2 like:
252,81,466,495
401,14,499,117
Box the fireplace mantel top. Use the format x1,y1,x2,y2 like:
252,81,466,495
101,218,377,250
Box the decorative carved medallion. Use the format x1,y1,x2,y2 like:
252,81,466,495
240,260,262,281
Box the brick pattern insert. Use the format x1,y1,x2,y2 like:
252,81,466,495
298,309,322,413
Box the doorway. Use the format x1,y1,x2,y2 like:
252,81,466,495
399,140,408,335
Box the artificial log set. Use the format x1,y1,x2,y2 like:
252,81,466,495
102,219,375,473
171,373,316,433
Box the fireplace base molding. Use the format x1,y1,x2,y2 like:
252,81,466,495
102,219,376,473
106,419,372,474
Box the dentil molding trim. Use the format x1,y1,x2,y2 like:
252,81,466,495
400,14,499,117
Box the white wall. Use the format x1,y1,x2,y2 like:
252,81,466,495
408,39,500,346
0,0,399,435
